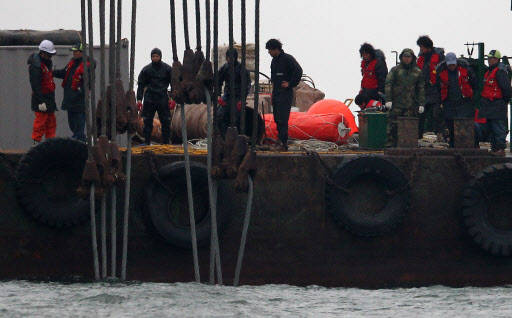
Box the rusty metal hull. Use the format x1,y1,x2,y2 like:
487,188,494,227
1,149,512,288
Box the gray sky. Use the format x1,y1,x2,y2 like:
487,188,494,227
2,0,512,105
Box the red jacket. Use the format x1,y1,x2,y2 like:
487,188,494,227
439,66,473,101
62,60,88,91
417,53,440,84
40,61,56,94
361,59,378,90
481,67,503,101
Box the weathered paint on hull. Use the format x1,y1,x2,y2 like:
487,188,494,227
1,149,511,288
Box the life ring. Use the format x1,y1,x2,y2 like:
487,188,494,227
462,163,512,256
145,161,230,248
16,138,91,227
325,155,410,236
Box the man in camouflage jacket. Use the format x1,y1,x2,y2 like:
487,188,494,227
384,48,425,148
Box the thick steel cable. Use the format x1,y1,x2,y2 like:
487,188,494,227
99,0,108,279
180,104,200,282
122,0,137,281
116,0,122,80
128,0,136,90
240,0,247,134
212,0,219,134
100,0,107,136
195,0,201,51
121,133,132,280
101,192,107,278
228,0,235,127
110,0,118,278
82,0,100,281
205,88,223,286
233,176,253,287
88,0,97,139
251,0,260,151
81,0,92,157
90,185,100,280
205,0,210,61
183,0,190,50
170,0,178,61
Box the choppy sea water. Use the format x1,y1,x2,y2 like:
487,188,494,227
1,281,511,317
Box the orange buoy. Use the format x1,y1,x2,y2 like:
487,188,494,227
307,99,359,136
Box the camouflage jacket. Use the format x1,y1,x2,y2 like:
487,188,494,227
385,61,425,109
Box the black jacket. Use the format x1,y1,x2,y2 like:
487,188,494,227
418,48,445,104
436,60,477,119
136,61,173,104
53,58,85,112
27,53,57,112
218,61,251,100
270,50,303,94
479,62,512,119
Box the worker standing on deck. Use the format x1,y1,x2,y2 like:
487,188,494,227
53,44,88,143
435,52,477,148
416,36,445,141
136,48,173,145
266,39,303,151
27,40,57,146
478,50,512,157
217,48,251,137
384,48,425,148
359,43,388,102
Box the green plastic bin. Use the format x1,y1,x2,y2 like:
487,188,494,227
357,112,387,149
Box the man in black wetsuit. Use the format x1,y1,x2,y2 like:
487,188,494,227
266,39,303,151
136,48,173,145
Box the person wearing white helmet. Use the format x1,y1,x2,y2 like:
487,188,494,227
27,39,57,145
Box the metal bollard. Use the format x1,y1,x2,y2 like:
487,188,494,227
397,117,419,148
454,117,475,148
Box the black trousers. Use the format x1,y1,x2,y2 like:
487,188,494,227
418,101,445,138
142,100,170,144
272,89,293,145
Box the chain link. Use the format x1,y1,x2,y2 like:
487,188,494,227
303,149,351,193
144,150,175,196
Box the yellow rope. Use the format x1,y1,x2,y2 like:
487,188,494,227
120,144,382,155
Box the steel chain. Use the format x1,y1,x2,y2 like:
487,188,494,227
144,150,175,196
303,148,351,193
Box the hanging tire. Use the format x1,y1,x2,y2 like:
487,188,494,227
325,155,410,236
145,161,230,248
462,163,512,256
16,138,91,227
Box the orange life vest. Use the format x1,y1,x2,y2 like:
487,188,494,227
439,66,473,101
62,60,88,91
40,62,56,94
361,59,378,90
417,53,440,84
362,99,382,110
481,67,503,101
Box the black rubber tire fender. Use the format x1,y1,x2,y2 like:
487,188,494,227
325,155,411,236
145,161,230,248
462,163,512,256
15,138,90,227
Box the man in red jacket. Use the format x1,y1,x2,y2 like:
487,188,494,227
54,44,87,142
27,40,57,146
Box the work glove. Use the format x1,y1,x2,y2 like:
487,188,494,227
38,103,47,112
385,102,392,109
218,97,226,107
168,99,176,111
137,100,143,113
419,105,424,114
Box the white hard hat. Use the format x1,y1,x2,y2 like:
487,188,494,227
39,40,56,54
